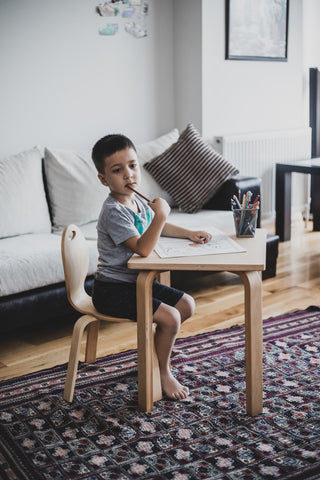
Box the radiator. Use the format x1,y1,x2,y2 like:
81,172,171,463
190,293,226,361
213,128,312,220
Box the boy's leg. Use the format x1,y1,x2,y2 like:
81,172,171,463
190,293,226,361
152,281,195,324
169,293,195,360
153,301,190,400
174,293,195,323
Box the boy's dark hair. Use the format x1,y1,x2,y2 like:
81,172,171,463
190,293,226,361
92,134,136,174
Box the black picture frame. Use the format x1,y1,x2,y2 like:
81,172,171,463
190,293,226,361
225,0,289,62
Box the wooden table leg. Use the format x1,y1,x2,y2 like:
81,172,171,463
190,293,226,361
238,271,263,416
136,270,162,412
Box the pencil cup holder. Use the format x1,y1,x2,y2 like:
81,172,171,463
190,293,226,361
233,208,259,238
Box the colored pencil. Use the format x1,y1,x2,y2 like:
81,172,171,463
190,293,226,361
233,195,242,209
127,185,151,203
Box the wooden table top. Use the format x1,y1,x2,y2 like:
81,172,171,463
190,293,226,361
128,229,266,272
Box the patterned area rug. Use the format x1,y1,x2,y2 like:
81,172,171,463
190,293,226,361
1,308,320,480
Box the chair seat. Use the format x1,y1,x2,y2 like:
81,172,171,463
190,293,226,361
76,295,129,323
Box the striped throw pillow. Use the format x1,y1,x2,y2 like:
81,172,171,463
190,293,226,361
144,123,239,213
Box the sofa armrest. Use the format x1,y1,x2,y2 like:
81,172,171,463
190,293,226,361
202,175,262,227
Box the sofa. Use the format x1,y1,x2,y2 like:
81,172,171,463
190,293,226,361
0,127,272,334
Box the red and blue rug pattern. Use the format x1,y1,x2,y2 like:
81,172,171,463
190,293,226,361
1,308,320,480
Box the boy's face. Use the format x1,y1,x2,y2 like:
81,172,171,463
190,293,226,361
98,147,141,198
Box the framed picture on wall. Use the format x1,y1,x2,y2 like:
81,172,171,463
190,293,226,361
225,0,289,61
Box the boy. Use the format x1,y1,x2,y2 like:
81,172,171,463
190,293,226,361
91,134,211,400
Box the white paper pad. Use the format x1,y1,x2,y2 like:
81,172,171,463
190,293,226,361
154,227,246,258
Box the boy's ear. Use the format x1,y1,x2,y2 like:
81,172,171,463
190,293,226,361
98,173,108,187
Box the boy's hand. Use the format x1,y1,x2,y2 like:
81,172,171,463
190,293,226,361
149,197,171,219
188,230,212,244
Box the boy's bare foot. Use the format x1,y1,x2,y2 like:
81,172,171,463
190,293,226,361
161,371,189,400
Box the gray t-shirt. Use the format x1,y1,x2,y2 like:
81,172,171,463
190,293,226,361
95,194,153,283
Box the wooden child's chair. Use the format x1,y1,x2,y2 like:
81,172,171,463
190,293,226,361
61,224,162,406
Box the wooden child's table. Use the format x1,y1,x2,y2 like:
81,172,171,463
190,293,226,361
128,229,266,415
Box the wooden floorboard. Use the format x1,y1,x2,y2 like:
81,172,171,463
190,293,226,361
1,220,320,381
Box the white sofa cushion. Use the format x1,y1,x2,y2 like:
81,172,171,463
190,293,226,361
0,210,234,297
80,210,234,241
168,209,234,232
43,129,179,232
44,148,108,231
0,233,98,297
0,147,51,239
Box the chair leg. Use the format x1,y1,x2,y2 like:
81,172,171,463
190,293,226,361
63,315,99,402
85,319,100,363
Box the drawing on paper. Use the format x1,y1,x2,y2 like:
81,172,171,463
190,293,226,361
154,227,246,259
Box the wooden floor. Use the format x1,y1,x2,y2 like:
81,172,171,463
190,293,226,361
1,219,320,381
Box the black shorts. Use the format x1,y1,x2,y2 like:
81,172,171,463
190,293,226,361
92,279,185,321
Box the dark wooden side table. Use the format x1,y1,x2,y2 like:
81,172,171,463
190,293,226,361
275,159,320,241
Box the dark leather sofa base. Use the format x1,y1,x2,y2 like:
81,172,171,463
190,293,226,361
1,235,279,335
172,235,279,287
203,175,262,227
0,278,94,334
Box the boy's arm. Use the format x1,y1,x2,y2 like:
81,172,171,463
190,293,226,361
124,198,170,257
124,198,212,256
162,222,212,244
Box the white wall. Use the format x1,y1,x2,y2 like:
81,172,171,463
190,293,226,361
173,0,202,133
0,0,318,159
302,0,320,67
201,0,305,139
171,0,308,140
302,0,320,125
0,0,175,157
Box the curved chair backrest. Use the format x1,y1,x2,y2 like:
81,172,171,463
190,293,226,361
61,224,128,322
61,224,92,313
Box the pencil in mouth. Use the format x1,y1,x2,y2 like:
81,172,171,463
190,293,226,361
127,185,151,203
